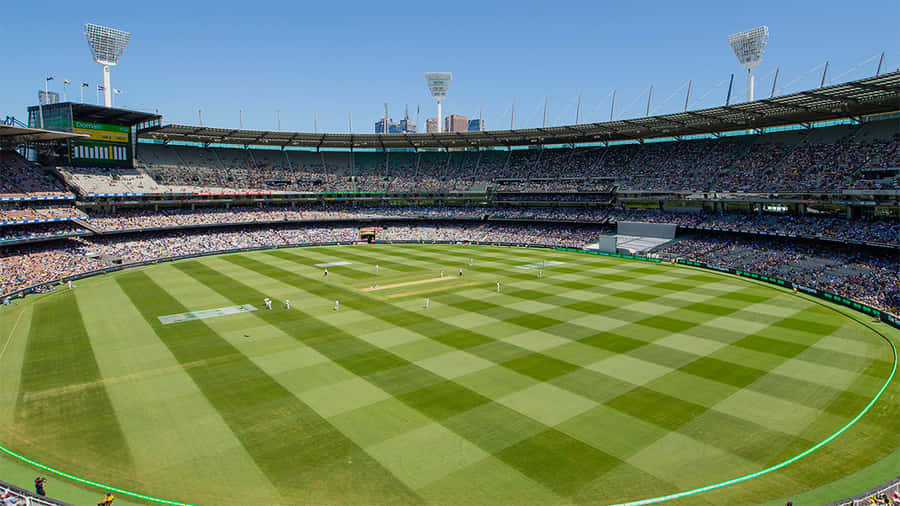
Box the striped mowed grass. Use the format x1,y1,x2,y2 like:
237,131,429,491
0,244,897,506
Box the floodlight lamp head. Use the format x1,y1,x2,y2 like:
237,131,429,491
729,26,768,69
84,23,131,66
425,72,452,100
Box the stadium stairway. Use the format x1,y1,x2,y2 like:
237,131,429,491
71,217,104,234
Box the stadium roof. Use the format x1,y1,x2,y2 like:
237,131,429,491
0,125,86,147
25,103,162,127
140,72,900,150
69,103,161,125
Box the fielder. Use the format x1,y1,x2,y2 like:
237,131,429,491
264,297,272,310
538,269,542,279
334,300,340,311
440,269,444,278
284,299,291,310
425,297,430,309
324,268,328,277
458,268,463,277
496,281,501,293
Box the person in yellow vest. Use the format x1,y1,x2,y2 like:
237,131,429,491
98,491,114,505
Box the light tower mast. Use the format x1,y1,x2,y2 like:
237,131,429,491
84,23,131,108
424,72,452,133
728,26,769,102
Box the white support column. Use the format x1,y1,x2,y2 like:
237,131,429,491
436,100,442,133
103,65,112,107
747,68,754,102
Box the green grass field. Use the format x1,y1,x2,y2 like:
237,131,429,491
0,244,897,506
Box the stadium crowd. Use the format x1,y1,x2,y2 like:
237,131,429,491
0,205,82,223
2,220,897,317
657,235,900,314
0,152,72,198
74,205,900,247
122,122,900,194
0,223,599,296
0,222,84,243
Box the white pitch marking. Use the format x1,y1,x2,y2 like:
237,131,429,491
0,309,26,363
314,261,352,268
515,261,565,270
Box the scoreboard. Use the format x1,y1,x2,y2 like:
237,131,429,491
27,102,161,169
70,120,131,164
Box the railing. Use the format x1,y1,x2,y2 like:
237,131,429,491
0,480,74,506
827,476,900,505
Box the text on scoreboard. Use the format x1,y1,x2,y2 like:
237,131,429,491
72,121,130,143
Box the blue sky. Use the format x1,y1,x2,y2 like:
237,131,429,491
2,0,897,132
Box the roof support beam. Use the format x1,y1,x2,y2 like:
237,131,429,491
799,90,860,105
721,106,768,119
846,81,899,93
757,99,812,113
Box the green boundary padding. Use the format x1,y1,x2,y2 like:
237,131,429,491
0,245,895,506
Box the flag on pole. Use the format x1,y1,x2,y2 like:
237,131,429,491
63,79,70,84
113,88,122,94
46,76,54,81
97,85,105,90
81,82,89,87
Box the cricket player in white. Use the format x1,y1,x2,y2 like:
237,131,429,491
440,269,444,278
324,268,328,277
334,300,339,311
375,264,379,273
538,270,542,279
497,281,501,293
264,298,272,310
425,297,430,309
67,280,72,289
469,258,473,266
284,299,290,310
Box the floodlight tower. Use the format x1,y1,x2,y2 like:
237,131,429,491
728,26,769,102
84,23,131,108
425,72,452,133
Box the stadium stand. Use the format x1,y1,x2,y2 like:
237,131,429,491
2,217,897,316
0,151,72,198
124,120,900,194
70,204,899,247
656,234,900,314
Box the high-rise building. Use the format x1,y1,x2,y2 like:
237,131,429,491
426,117,439,133
399,118,416,133
467,119,484,132
375,118,404,134
445,114,467,133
